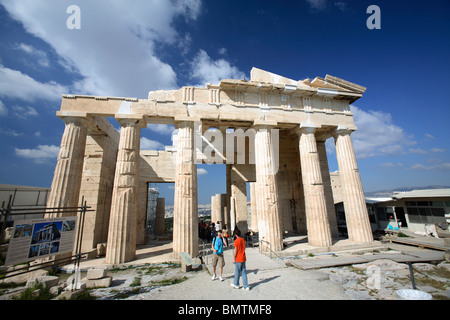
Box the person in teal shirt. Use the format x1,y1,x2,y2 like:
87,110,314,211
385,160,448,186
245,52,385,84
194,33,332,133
211,230,227,281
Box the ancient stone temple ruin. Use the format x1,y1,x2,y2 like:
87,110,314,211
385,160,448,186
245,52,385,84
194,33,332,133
46,67,373,264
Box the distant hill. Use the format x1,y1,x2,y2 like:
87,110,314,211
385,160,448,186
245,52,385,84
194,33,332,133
365,185,450,197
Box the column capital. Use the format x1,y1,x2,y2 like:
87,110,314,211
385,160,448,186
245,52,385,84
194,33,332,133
174,117,201,130
56,111,88,126
294,123,319,135
56,111,87,118
116,116,146,129
253,120,277,130
333,125,357,137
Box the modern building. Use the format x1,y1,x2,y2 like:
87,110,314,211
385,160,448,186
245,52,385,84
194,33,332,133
0,184,50,229
330,175,450,235
367,189,450,234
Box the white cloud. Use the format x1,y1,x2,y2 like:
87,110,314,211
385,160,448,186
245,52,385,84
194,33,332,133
197,168,208,175
15,43,50,67
178,33,193,55
410,163,450,171
350,105,414,159
409,148,427,154
218,47,227,55
0,0,202,98
15,144,59,163
12,105,39,119
0,128,23,137
0,100,8,116
146,124,175,135
190,49,246,86
305,0,328,10
334,1,348,11
380,162,404,168
140,137,164,150
0,65,67,102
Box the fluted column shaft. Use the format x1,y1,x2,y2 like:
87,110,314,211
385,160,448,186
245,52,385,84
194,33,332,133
316,140,339,238
105,119,143,264
334,128,373,243
255,127,283,253
173,121,199,258
249,182,258,232
211,194,220,223
46,116,87,217
298,126,332,247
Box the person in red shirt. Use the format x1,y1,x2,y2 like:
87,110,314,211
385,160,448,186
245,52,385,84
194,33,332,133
231,228,249,291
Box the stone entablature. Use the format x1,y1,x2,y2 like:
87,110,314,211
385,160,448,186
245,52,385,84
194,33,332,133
59,67,362,132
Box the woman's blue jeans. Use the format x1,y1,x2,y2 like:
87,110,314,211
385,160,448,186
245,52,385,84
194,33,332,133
234,261,248,288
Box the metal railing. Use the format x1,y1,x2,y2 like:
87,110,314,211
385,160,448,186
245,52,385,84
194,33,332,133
259,239,281,259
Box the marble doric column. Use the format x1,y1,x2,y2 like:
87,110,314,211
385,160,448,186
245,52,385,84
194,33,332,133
333,127,373,243
105,118,144,264
254,126,283,253
46,116,87,217
316,140,339,238
211,194,225,225
211,194,220,223
172,120,199,258
225,164,232,228
297,125,332,247
231,165,248,234
249,182,258,232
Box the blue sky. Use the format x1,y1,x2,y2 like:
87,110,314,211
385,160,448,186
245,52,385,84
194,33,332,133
0,0,449,206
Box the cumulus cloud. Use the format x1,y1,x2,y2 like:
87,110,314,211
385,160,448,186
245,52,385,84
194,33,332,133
0,100,8,116
197,168,208,175
0,65,66,102
15,145,60,163
409,148,427,154
146,124,175,135
15,43,50,67
12,105,39,119
140,137,164,150
190,49,246,86
0,0,202,98
334,2,348,11
305,0,328,10
0,128,23,137
350,105,414,159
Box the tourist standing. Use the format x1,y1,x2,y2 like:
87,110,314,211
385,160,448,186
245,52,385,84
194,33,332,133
215,221,221,232
211,230,226,281
231,228,249,291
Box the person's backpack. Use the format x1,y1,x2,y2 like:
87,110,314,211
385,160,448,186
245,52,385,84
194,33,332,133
212,236,226,253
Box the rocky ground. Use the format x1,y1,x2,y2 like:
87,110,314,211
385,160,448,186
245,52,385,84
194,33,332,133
1,255,449,300
320,258,450,300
